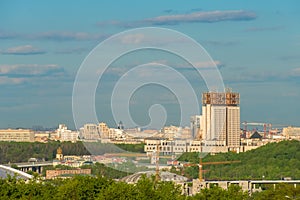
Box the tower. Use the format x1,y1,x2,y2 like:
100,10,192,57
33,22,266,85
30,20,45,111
190,115,201,139
56,147,63,160
201,90,240,149
117,121,124,130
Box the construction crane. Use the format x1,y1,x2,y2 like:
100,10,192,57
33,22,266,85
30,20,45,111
194,124,240,181
155,142,160,182
183,160,241,181
242,122,271,138
242,122,290,138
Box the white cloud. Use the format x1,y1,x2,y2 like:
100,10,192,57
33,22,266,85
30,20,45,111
245,26,284,32
120,34,145,44
32,31,107,41
54,47,88,54
0,76,26,85
0,64,67,85
0,64,63,76
0,30,107,42
159,60,223,69
193,60,222,68
144,10,256,25
1,45,45,55
96,10,256,28
290,68,300,77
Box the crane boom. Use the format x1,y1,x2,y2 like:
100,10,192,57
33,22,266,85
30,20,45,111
155,142,160,182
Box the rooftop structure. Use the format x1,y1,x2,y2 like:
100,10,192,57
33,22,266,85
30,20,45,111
121,171,188,183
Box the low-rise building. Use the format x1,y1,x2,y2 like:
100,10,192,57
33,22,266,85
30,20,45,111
57,124,79,142
80,124,100,141
46,168,91,179
34,131,50,143
98,122,110,138
144,138,188,156
0,129,34,142
282,126,300,139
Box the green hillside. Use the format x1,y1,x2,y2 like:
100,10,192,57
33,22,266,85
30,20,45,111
0,141,144,164
178,140,300,180
0,141,90,163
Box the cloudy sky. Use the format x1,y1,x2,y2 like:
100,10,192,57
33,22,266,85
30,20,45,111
1,0,300,129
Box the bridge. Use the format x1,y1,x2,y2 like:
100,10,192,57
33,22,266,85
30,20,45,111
0,165,33,180
192,179,300,195
4,161,53,174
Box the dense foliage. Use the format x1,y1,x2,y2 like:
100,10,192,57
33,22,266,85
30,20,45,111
2,175,298,199
115,143,145,153
251,183,300,199
0,175,186,200
178,140,300,180
0,141,145,164
0,141,90,163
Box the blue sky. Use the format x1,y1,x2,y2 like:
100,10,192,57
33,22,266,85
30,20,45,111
0,0,300,129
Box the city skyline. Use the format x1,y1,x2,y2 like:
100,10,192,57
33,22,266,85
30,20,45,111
1,1,300,129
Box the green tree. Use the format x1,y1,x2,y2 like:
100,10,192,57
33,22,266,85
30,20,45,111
97,181,137,200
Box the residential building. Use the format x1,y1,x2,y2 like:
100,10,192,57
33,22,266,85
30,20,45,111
34,131,50,142
98,122,110,138
282,126,300,139
181,127,192,139
0,129,34,142
57,124,78,142
80,124,100,141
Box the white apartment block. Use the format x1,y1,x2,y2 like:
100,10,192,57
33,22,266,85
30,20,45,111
282,126,300,139
226,106,240,147
98,122,110,138
56,124,79,142
80,124,100,141
0,129,34,142
144,138,188,155
144,138,231,155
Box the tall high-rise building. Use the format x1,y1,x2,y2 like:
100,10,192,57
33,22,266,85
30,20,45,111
201,90,240,149
190,115,201,139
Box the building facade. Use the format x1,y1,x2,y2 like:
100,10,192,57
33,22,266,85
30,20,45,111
282,126,300,139
201,90,240,149
190,115,201,139
98,122,110,138
46,168,91,179
57,124,79,142
0,129,34,142
144,138,188,156
80,124,100,141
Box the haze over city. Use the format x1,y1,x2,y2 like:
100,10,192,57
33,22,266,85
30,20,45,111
2,2,300,199
1,1,300,129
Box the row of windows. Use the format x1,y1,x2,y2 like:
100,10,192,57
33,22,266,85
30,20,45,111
145,146,185,151
146,143,186,146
